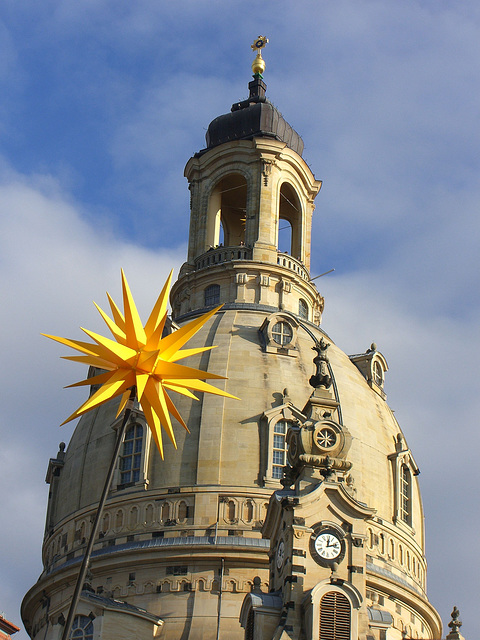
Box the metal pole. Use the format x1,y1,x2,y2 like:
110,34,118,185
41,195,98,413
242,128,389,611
215,557,224,640
61,387,137,640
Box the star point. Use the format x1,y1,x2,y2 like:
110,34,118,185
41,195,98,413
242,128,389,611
45,271,238,458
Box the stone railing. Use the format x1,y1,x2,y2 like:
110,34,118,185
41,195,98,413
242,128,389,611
276,252,309,280
194,246,253,271
194,247,310,281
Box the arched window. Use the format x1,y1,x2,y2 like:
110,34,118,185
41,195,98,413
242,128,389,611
272,420,289,479
373,360,384,387
298,299,308,320
278,218,292,254
207,174,247,249
278,183,302,260
319,591,351,640
70,615,94,639
205,284,220,307
120,423,143,485
400,464,412,525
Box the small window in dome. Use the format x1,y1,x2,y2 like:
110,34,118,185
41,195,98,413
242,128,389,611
298,299,308,320
271,322,293,346
205,284,220,307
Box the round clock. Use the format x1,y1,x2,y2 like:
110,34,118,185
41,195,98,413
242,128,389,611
310,527,345,566
276,539,285,570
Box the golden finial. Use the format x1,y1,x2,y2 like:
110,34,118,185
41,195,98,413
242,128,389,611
251,35,268,77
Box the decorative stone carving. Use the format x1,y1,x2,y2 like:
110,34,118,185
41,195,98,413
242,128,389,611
309,339,332,389
261,159,275,186
446,606,465,640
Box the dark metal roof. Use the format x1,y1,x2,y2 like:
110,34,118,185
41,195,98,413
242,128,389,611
203,75,304,156
367,607,393,625
81,590,162,623
49,536,269,576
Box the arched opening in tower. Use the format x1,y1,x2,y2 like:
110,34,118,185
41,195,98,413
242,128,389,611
278,218,292,254
207,173,247,248
278,182,302,260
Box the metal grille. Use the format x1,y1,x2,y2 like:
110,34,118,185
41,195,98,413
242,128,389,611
319,591,351,640
245,609,255,640
205,284,220,306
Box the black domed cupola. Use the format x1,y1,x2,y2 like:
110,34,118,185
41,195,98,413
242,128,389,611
205,38,304,156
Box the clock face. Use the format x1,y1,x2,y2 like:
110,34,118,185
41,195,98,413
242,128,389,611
310,527,346,566
276,540,285,570
314,532,342,559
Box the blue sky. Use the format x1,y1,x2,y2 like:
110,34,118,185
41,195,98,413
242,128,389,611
1,2,479,638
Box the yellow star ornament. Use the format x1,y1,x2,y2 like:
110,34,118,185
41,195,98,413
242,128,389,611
43,270,238,458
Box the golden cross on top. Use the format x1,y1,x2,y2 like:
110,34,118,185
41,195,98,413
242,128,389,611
251,36,269,52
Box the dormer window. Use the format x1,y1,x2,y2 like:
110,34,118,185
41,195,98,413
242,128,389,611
262,400,306,487
349,344,388,399
388,435,419,531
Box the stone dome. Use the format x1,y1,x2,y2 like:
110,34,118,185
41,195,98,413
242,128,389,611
51,307,424,587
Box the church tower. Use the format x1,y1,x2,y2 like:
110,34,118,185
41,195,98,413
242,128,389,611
22,40,443,640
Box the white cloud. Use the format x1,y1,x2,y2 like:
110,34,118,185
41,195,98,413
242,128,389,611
0,163,184,637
